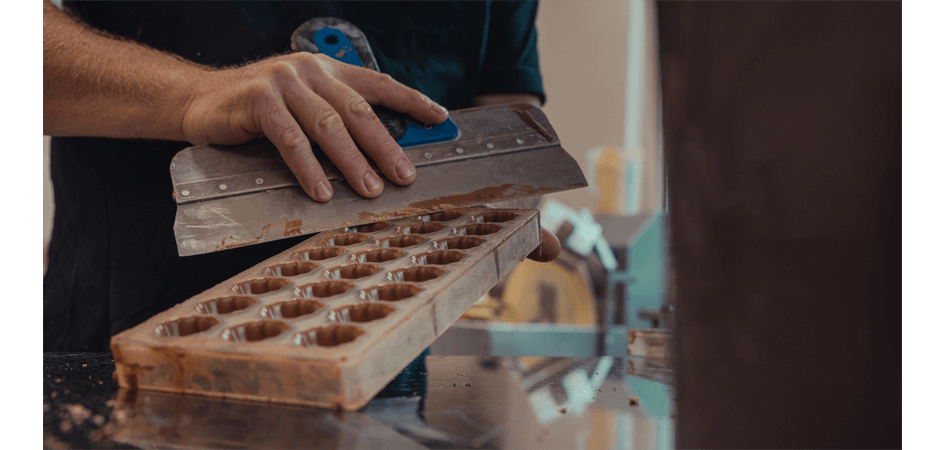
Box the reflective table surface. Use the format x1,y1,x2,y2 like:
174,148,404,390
44,352,674,449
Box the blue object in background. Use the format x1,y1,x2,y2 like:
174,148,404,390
376,348,429,398
626,214,666,330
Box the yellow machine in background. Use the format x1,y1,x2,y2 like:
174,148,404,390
463,258,598,325
500,259,597,325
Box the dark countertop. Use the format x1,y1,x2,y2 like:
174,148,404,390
44,353,674,449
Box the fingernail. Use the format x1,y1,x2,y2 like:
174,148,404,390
315,181,332,201
364,172,382,192
431,102,448,115
396,159,415,180
422,94,448,115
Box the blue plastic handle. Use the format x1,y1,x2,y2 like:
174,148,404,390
311,28,364,67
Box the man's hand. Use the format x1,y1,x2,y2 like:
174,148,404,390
527,228,561,262
43,0,447,202
181,53,448,201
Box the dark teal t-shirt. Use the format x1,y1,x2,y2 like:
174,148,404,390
45,1,544,351
61,1,544,109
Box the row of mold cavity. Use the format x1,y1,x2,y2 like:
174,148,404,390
154,291,410,347
313,221,508,251
149,211,521,347
233,254,456,298
291,234,487,266
258,245,468,286
342,209,521,236
227,216,515,296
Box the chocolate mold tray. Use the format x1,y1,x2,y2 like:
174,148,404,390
111,208,540,410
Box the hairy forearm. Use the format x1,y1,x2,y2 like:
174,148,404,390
43,0,204,140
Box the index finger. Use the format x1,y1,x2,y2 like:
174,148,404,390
334,68,450,126
527,228,562,262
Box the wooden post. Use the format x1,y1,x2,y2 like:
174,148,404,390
658,2,901,448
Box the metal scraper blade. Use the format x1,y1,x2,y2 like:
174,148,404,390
171,103,587,256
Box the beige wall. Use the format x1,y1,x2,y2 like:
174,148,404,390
536,0,630,211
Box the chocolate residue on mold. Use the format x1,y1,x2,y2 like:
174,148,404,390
214,236,262,253
262,220,304,238
115,362,153,391
509,104,555,142
283,220,303,237
356,206,429,225
150,345,190,393
354,184,562,228
358,211,387,222
391,206,432,217
111,345,139,390
214,218,306,252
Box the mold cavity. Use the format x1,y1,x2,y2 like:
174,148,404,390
155,316,220,337
328,302,396,323
434,236,487,250
294,246,346,261
195,296,258,315
388,266,447,283
346,221,393,233
376,235,426,249
473,210,520,223
315,233,370,247
420,210,464,222
261,299,324,319
263,261,319,277
412,250,467,266
221,320,290,342
295,324,365,348
231,277,290,295
398,222,447,235
295,280,355,298
351,248,405,264
360,283,423,302
454,224,504,236
324,263,381,280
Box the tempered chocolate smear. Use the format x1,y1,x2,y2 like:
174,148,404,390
283,220,303,237
408,184,561,211
357,206,429,224
214,219,303,252
356,184,571,227
111,345,150,391
509,104,555,142
358,211,387,222
214,236,262,253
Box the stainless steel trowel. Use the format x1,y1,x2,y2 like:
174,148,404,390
170,18,587,256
